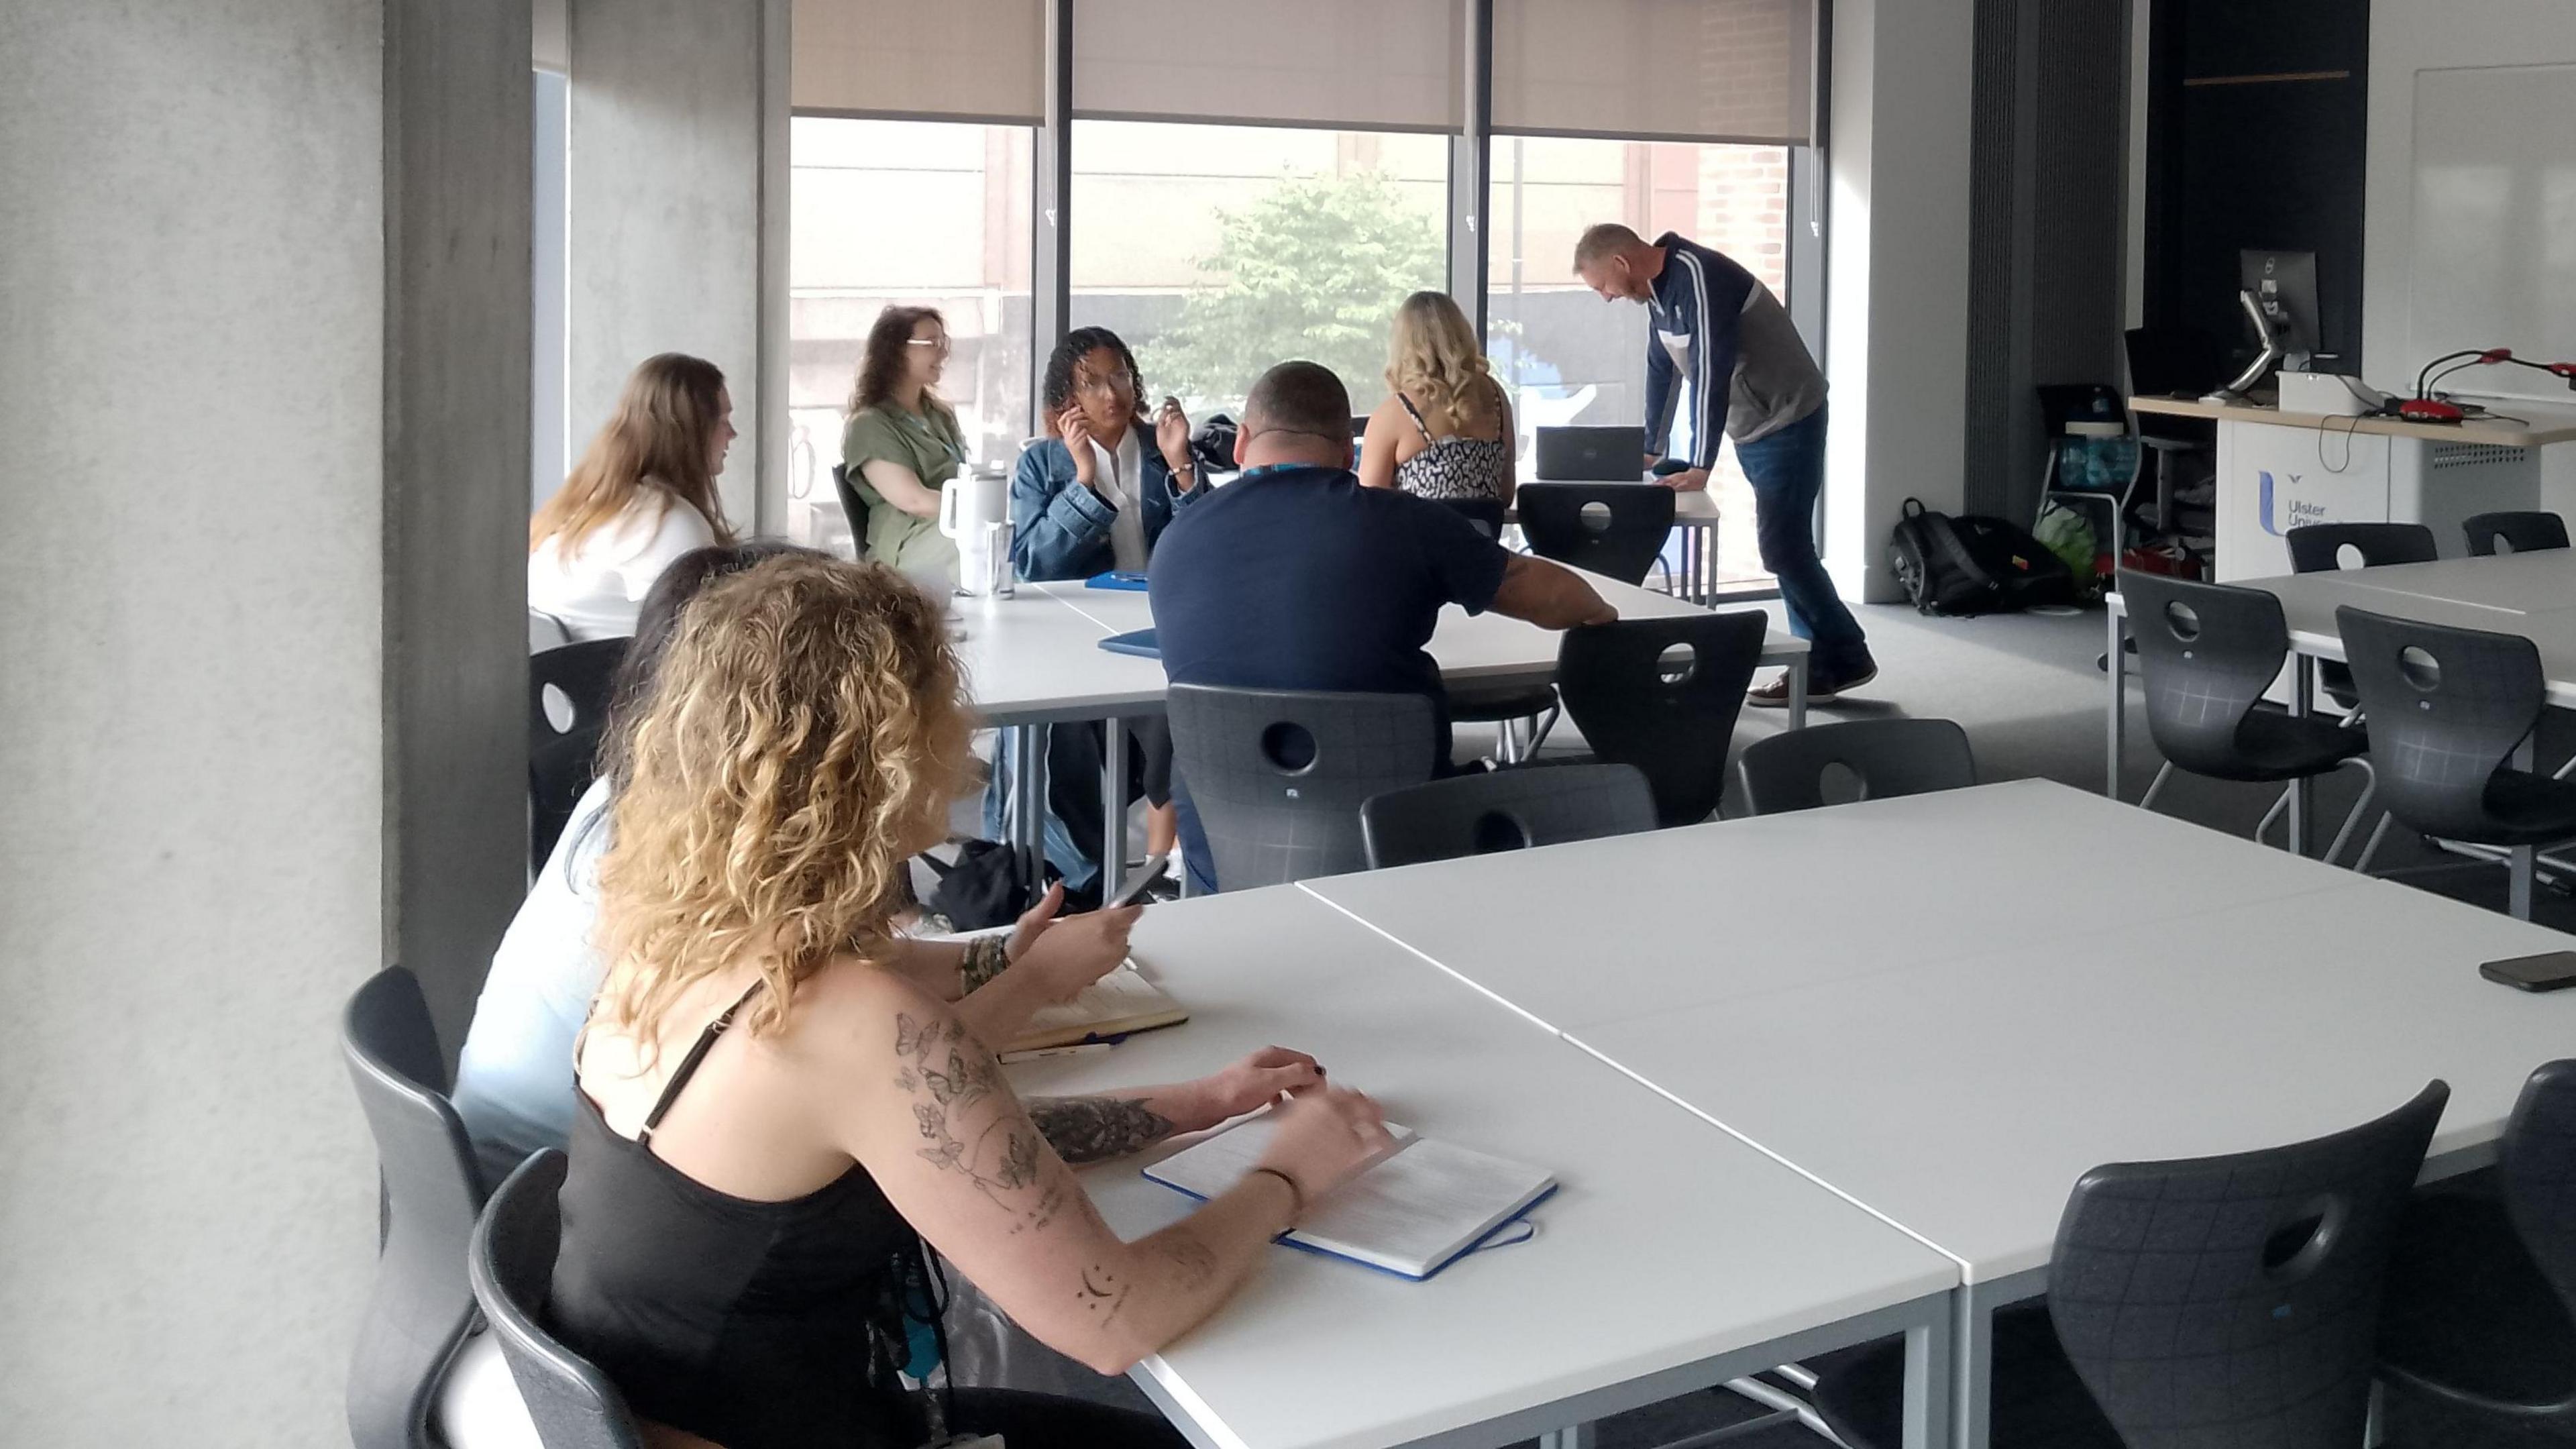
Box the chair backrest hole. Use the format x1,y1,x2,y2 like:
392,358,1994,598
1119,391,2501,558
1578,500,1614,534
1656,642,1697,686
1470,810,1532,855
2398,645,2441,691
1259,721,1318,773
541,682,577,734
2335,543,2367,570
2496,537,2518,555
1817,759,1867,806
2260,1195,2343,1282
2162,600,2202,642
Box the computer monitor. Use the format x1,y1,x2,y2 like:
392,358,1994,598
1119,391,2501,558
2239,250,2318,372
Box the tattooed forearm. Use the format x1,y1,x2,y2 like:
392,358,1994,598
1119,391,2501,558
1077,1261,1132,1328
1028,1095,1177,1164
1152,1231,1218,1293
895,1010,1067,1232
959,936,1012,991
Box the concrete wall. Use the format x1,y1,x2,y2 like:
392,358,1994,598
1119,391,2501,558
1823,0,1980,600
0,1,532,1439
0,1,385,1441
569,0,771,529
385,0,535,1054
2361,0,2576,515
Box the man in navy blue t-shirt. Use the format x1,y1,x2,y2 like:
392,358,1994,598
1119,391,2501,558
1150,360,1613,890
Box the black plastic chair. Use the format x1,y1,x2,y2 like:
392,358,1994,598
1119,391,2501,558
1437,496,1507,540
530,726,604,866
2035,383,2138,548
1733,718,1978,816
833,461,872,557
2465,510,2571,557
1166,684,1440,890
2284,521,2438,714
2124,327,2222,535
469,1151,651,1449
1360,761,1656,869
2334,606,2576,917
529,640,625,868
1814,1080,2449,1449
343,967,488,1449
2123,572,2376,861
2379,1059,2576,1444
1555,611,1768,828
1516,482,1676,588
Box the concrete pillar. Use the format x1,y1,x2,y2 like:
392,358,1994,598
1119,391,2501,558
1822,0,1978,602
568,0,777,529
0,0,530,1439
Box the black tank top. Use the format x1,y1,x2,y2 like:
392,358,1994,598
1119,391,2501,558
550,985,934,1449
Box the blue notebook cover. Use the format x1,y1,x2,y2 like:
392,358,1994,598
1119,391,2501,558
1098,628,1159,659
1086,570,1150,591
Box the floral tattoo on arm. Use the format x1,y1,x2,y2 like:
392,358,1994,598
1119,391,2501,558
1026,1096,1176,1164
894,1012,1069,1232
959,936,1011,991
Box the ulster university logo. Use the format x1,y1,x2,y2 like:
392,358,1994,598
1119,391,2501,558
2258,470,2330,536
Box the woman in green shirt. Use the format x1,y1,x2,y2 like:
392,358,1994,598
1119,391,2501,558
842,306,968,574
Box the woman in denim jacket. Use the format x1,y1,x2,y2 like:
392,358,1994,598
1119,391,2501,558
990,329,1203,900
1010,328,1206,582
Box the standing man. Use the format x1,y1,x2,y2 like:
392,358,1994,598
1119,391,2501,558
1573,223,1875,703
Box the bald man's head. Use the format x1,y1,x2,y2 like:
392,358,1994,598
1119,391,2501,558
1573,222,1660,304
1235,361,1355,471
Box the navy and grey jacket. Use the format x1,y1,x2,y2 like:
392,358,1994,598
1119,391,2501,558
1642,231,1828,467
1008,435,1205,581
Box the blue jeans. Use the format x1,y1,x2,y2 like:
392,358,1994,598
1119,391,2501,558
1735,405,1872,680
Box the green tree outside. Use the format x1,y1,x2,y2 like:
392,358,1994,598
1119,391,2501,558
1138,170,1447,415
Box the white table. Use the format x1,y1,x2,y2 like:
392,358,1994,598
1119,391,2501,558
2105,550,2576,881
971,574,1811,895
1005,885,1958,1449
1285,780,2576,1449
2128,396,2576,581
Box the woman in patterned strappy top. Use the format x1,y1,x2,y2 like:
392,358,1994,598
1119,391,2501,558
1357,290,1517,510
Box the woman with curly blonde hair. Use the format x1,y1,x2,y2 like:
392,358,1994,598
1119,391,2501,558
555,554,1393,1449
1357,290,1515,508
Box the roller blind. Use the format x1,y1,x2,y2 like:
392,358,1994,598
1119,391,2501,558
793,0,1046,124
1071,0,1462,132
533,0,568,74
1492,0,1816,146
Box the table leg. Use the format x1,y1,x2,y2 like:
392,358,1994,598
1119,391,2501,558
1788,655,1809,731
2514,736,2538,918
1102,716,1128,896
1012,722,1046,898
1951,1269,2043,1449
1904,1293,1957,1449
2105,598,2127,798
1535,1427,1596,1449
2288,655,2315,857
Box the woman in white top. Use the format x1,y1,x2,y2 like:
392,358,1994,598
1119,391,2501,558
529,352,739,641
1357,291,1515,510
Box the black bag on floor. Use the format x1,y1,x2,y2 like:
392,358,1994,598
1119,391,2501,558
922,839,1051,931
1888,498,2074,616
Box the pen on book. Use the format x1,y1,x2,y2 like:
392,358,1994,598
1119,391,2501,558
998,1042,1114,1064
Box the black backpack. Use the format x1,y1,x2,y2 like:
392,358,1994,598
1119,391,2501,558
1888,498,2075,616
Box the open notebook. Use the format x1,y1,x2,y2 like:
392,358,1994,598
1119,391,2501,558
1002,961,1189,1055
1144,1114,1556,1281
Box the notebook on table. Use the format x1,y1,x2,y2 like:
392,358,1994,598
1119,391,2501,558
1002,960,1189,1055
1097,628,1159,659
1143,1114,1556,1281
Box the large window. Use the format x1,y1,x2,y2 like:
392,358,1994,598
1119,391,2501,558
1489,136,1794,592
1069,122,1450,419
786,117,1034,551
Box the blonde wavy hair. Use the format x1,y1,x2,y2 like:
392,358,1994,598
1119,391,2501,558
592,554,976,1047
533,352,737,553
1385,290,1499,429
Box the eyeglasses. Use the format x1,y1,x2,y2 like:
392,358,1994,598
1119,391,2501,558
906,336,953,355
1071,370,1133,397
